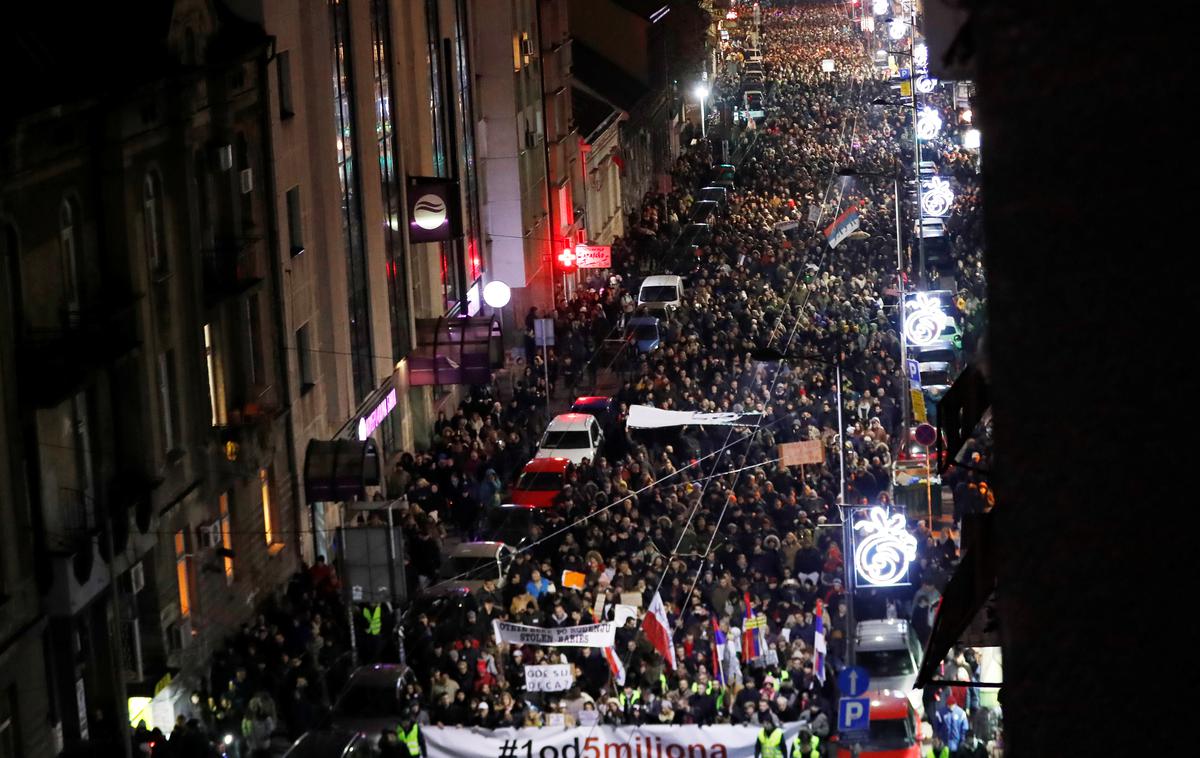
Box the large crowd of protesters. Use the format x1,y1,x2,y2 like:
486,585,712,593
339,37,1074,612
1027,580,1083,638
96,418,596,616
145,4,999,757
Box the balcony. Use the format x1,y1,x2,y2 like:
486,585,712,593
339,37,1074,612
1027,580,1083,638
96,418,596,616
210,402,278,483
202,236,264,306
44,487,111,617
17,294,142,408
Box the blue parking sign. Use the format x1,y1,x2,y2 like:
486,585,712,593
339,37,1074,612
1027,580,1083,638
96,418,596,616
838,697,871,733
907,358,921,388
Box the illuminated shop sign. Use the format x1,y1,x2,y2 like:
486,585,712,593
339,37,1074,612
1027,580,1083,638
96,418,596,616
357,387,397,441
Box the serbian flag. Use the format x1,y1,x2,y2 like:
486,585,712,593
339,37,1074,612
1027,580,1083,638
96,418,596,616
822,206,861,249
742,592,765,660
813,599,827,684
711,617,727,685
642,592,677,671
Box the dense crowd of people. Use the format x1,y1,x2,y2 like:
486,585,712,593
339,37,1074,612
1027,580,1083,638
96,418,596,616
141,4,998,757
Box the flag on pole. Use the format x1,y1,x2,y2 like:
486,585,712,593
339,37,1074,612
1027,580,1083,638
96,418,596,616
813,599,827,684
710,617,727,685
742,592,766,660
642,592,677,671
603,644,626,685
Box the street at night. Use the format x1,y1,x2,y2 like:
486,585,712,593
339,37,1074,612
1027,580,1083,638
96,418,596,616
1,1,1179,757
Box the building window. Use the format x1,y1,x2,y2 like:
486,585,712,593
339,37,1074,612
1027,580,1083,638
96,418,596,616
204,323,225,426
277,50,295,118
370,0,412,358
157,350,178,453
143,173,167,274
219,493,234,584
174,529,192,617
331,0,374,401
245,294,263,388
259,467,278,546
286,186,304,256
72,392,96,509
60,198,81,314
296,323,314,391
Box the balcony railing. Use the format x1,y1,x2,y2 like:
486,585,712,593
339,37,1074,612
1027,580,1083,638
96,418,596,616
202,236,264,306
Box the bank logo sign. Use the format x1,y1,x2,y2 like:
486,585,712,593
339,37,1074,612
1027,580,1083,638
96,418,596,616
406,176,462,243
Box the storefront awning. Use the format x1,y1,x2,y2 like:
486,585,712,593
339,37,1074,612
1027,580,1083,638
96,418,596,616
409,315,502,386
303,439,380,503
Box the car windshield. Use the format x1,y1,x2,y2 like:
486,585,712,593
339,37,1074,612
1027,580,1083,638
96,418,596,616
917,349,956,363
921,370,950,386
747,94,763,107
335,683,402,719
439,555,497,581
863,716,915,749
641,286,678,302
542,430,591,449
516,471,564,491
857,649,915,677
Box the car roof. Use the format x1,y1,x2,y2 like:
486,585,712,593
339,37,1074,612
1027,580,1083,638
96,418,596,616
545,413,595,431
448,541,511,559
699,185,727,192
856,619,911,645
642,275,682,287
919,361,951,370
345,664,408,687
572,395,612,407
867,691,912,721
521,457,571,473
284,730,363,758
627,316,659,326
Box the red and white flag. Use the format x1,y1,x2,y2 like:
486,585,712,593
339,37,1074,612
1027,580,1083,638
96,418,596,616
604,645,626,685
642,592,677,671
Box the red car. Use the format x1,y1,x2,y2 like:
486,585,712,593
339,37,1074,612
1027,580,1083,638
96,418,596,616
509,457,572,508
832,690,922,758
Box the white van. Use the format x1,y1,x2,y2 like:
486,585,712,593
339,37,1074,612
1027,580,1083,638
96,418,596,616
638,275,684,311
855,619,925,715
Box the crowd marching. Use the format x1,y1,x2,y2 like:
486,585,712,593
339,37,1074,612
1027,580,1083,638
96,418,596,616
141,3,998,757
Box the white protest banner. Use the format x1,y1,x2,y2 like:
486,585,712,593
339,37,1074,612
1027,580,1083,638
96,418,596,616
627,406,761,429
524,664,574,692
493,620,616,648
424,723,808,758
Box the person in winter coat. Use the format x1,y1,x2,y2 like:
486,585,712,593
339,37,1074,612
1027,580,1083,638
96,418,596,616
240,704,274,758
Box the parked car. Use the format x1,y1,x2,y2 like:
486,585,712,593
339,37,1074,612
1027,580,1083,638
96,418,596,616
535,413,604,465
854,619,924,716
710,163,736,188
689,199,720,225
509,457,572,508
283,730,373,758
917,360,953,402
697,185,729,206
329,665,410,744
624,316,662,354
482,503,538,545
638,274,684,310
831,690,921,758
743,90,765,120
424,540,515,598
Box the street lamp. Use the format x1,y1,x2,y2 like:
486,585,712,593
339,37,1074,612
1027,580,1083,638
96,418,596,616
693,83,710,139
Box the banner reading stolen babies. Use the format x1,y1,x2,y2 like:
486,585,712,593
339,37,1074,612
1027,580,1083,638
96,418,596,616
493,620,616,648
424,724,807,758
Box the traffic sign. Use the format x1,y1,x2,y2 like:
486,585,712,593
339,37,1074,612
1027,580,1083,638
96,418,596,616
906,358,921,387
838,665,870,697
838,696,871,732
914,423,937,447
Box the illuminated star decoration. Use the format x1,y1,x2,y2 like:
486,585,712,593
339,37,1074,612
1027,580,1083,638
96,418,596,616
916,107,942,140
915,74,938,94
913,42,928,69
920,177,955,217
904,292,951,346
873,0,889,16
889,19,908,40
854,507,918,586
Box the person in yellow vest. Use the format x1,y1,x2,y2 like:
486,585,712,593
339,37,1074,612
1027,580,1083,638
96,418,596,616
361,599,389,662
754,716,785,758
924,734,950,758
790,728,819,758
395,713,426,757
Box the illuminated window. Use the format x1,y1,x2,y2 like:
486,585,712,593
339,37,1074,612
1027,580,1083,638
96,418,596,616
174,530,191,617
219,493,234,583
259,468,277,545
